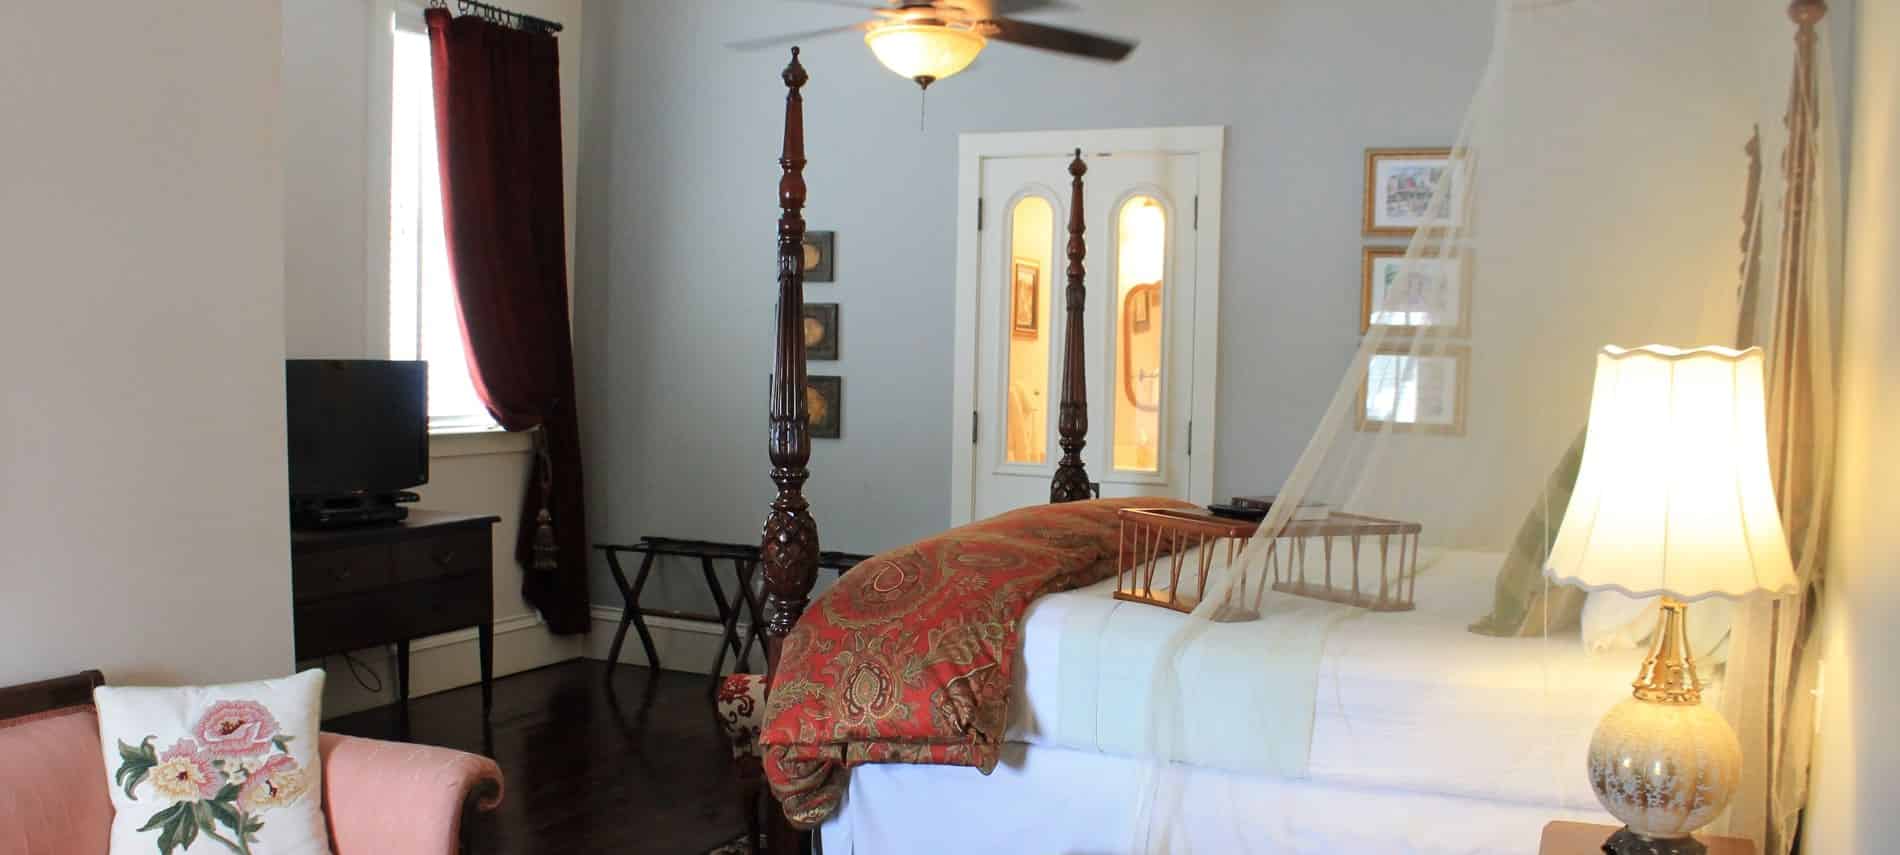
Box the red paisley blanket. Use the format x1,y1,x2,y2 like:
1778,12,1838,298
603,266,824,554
759,497,1196,826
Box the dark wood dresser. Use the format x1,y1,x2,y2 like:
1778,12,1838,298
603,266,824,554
291,510,499,717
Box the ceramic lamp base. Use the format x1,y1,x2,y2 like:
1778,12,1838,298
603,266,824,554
1586,600,1742,845
1601,827,1708,855
1588,696,1741,837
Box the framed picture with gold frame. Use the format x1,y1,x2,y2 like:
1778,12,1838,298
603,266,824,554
1363,148,1466,237
1355,343,1469,436
1011,257,1041,339
1360,247,1471,336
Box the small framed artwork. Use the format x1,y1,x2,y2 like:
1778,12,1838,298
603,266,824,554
803,303,839,361
1011,258,1040,339
1355,343,1468,436
806,375,842,439
1128,284,1154,333
1360,247,1471,336
802,231,836,282
1363,148,1467,237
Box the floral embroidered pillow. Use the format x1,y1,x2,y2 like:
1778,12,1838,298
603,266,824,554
93,670,332,855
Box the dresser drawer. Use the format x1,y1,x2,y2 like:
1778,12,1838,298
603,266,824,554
293,572,490,659
392,527,491,583
292,543,393,601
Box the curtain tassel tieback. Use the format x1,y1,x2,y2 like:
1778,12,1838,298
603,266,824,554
531,508,559,573
530,424,559,573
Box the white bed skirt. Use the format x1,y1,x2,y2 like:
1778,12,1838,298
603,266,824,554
820,741,1616,855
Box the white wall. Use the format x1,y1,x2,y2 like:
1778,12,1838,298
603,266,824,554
573,0,1495,611
284,0,376,358
281,0,589,712
0,3,292,685
1804,0,1900,849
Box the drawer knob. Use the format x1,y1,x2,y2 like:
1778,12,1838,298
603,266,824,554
435,550,457,566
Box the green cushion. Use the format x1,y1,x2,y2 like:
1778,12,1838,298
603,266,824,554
1468,430,1589,637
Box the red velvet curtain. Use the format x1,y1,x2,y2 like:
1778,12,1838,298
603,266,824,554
425,8,588,634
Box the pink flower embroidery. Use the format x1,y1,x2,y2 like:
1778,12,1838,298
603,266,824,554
238,753,310,812
149,739,218,801
192,699,281,758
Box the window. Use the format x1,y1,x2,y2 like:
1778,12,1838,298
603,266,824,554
387,23,496,433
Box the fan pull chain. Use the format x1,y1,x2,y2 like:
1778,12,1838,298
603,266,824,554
918,87,927,131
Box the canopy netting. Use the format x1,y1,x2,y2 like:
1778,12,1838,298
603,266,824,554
1129,2,1838,852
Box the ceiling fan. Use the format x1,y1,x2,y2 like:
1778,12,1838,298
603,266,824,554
729,0,1137,91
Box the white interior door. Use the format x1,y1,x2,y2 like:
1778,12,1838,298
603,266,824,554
966,148,1205,522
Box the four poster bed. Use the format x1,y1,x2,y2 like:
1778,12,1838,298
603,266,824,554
723,1,1835,848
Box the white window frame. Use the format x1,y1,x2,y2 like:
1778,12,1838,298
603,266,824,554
365,0,503,436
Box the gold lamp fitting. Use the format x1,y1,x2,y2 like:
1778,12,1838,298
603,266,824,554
1630,596,1703,705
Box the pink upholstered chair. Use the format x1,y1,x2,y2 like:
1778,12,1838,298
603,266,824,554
0,671,503,855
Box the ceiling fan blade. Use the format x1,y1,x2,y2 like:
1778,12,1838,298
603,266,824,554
984,16,1135,62
951,0,1072,18
777,0,892,10
726,21,871,52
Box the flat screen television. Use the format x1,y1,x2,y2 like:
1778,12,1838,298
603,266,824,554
285,359,428,500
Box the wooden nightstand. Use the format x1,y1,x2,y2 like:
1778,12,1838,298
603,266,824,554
1540,822,1756,855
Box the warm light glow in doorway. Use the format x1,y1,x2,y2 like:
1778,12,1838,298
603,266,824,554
1114,196,1166,473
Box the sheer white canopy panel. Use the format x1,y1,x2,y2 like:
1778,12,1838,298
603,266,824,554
1126,1,1840,852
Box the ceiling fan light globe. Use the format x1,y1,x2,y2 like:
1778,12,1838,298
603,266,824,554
864,23,985,87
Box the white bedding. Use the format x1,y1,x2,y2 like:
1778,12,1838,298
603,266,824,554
820,741,1618,855
1004,549,1676,808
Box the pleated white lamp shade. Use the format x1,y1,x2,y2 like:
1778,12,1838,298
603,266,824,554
1546,345,1797,601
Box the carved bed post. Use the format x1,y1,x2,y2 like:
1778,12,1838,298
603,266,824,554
761,48,818,679
1051,149,1094,503
760,48,818,855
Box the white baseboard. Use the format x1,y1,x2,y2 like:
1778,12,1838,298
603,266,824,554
584,605,762,677
310,607,755,718
309,611,587,719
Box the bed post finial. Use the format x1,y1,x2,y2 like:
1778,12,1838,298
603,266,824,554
762,45,818,678
1051,148,1093,504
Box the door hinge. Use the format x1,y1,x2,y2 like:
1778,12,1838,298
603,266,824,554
1187,420,1193,456
977,197,984,231
1193,195,1199,230
972,410,979,445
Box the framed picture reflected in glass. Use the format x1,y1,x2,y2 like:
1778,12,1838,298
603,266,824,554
1360,247,1471,336
1355,343,1468,436
1011,258,1040,339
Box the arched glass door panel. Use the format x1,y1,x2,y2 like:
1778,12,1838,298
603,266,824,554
1004,194,1055,465
1113,194,1167,473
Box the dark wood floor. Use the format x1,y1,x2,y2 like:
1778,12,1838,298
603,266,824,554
325,659,742,854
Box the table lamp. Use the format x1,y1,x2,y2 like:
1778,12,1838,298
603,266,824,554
1546,345,1796,855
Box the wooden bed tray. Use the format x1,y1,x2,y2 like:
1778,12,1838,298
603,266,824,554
1116,507,1422,619
1115,507,1261,622
1264,512,1421,612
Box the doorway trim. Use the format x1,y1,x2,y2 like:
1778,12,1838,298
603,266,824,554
950,126,1226,526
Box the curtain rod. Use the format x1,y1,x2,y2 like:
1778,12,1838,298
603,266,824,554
430,0,563,34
